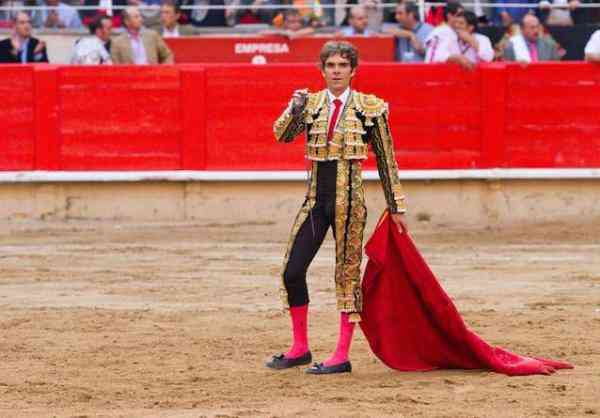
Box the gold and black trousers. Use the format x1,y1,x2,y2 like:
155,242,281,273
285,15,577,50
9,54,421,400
280,159,366,323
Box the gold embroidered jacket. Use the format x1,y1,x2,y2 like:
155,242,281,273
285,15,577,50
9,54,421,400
273,89,406,214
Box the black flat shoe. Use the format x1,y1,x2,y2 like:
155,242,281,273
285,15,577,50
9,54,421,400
265,351,312,370
305,361,352,375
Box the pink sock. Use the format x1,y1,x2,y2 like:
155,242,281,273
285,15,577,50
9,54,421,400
284,305,309,359
323,312,355,367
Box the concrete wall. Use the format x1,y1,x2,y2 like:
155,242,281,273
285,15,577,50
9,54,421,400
1,180,599,228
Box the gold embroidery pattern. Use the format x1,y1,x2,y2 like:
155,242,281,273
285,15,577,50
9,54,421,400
333,160,366,316
371,112,407,214
279,163,318,308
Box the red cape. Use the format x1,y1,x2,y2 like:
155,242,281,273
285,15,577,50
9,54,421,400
359,213,573,376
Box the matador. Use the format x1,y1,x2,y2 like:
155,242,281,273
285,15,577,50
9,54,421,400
266,41,407,374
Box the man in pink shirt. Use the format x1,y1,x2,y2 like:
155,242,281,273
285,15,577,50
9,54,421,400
503,14,561,62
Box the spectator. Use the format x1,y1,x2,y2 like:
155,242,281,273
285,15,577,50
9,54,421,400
424,1,464,62
425,0,445,26
232,0,278,25
503,14,561,62
159,0,196,36
0,11,48,63
70,14,112,64
127,0,161,30
492,0,535,27
261,8,314,38
80,0,127,28
537,0,590,25
455,10,493,63
0,0,24,28
32,0,83,29
183,0,235,27
339,5,372,36
584,28,600,62
111,6,174,64
360,0,383,32
388,1,433,62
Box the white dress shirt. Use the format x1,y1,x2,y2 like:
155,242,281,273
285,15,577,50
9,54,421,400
162,26,180,38
585,30,600,56
461,33,494,63
424,24,460,63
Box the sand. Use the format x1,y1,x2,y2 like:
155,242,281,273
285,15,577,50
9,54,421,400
0,219,598,418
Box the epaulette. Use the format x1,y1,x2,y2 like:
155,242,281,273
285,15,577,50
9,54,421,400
352,91,388,126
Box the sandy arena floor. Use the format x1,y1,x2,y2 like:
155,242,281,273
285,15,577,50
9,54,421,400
0,219,598,418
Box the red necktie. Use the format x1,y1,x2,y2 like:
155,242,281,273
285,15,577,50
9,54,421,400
327,99,343,143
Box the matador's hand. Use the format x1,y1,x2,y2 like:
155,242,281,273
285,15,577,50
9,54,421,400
291,88,308,113
391,213,407,234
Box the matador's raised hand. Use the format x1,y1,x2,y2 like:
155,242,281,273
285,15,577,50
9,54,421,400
291,88,309,114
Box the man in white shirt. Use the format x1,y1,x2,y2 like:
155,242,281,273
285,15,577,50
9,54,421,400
424,1,464,64
584,29,600,62
71,15,112,64
456,11,494,64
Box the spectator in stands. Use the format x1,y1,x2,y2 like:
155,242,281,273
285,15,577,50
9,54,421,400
32,0,83,29
127,0,161,30
80,0,126,28
537,0,590,25
338,5,372,36
360,0,383,32
0,1,24,28
584,28,600,62
232,0,278,25
503,14,561,61
424,2,465,62
183,0,236,27
111,6,174,64
70,14,112,64
0,11,49,62
455,10,493,63
388,1,433,62
261,8,315,38
491,0,536,27
159,0,196,36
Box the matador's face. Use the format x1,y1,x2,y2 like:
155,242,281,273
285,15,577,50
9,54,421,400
321,54,356,95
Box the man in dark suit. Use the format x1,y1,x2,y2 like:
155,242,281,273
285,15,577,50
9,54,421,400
0,12,49,63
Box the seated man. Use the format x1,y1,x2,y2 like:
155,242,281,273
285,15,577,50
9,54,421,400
111,6,174,64
503,14,561,62
338,5,373,36
455,11,494,64
159,0,196,37
0,11,48,63
71,15,112,64
387,1,433,62
32,0,83,29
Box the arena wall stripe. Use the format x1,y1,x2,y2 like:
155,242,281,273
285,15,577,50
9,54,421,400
0,169,600,183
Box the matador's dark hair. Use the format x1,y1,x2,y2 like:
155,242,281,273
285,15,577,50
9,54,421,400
319,41,359,70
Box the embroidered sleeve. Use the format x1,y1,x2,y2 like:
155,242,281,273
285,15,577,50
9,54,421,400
273,100,306,143
370,109,407,214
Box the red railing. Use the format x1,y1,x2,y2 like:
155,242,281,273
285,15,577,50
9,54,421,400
1,62,599,171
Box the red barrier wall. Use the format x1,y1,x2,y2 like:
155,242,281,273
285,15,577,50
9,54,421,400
165,36,395,64
1,62,599,172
